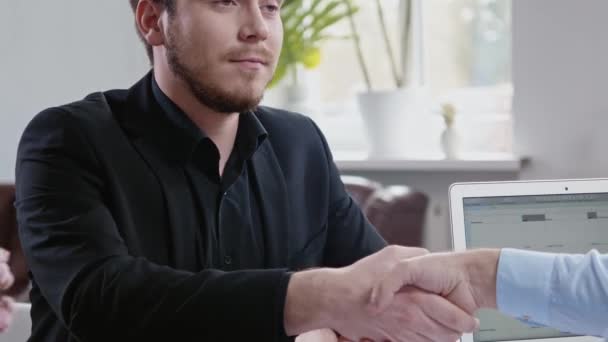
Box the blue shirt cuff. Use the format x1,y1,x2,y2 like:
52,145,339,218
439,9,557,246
497,248,557,326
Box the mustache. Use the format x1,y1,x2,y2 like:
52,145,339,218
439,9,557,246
224,48,275,64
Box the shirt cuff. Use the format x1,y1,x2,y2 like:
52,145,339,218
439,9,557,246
497,248,557,326
275,271,296,342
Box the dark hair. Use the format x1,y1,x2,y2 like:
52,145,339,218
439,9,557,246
129,0,175,63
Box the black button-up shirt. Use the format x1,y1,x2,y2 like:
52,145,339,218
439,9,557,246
152,78,267,271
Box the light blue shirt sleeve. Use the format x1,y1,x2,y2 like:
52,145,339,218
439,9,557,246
497,248,608,338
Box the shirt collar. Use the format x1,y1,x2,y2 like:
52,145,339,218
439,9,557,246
150,75,268,164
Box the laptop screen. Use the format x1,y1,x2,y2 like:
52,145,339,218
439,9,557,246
462,192,608,342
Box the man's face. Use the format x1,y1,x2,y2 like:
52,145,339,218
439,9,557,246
162,0,283,113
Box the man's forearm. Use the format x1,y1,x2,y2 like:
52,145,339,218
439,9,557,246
284,268,341,336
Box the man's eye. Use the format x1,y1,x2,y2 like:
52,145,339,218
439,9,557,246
261,5,280,13
216,0,237,6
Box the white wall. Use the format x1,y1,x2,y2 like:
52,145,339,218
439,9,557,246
0,1,150,181
513,0,608,180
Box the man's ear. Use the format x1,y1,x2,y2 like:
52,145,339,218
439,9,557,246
134,0,165,47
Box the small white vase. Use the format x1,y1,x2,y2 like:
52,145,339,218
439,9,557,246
440,126,461,159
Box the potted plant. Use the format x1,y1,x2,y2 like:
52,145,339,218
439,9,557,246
269,0,358,111
347,0,429,158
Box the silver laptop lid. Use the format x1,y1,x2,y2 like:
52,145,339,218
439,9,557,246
450,179,608,342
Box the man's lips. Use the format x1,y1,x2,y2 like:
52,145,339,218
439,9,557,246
229,57,269,71
230,57,268,65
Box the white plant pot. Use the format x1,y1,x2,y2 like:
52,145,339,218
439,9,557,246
357,87,430,159
277,68,321,118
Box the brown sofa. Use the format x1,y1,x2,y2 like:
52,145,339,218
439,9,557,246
342,176,428,247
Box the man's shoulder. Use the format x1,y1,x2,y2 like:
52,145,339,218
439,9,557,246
27,89,128,131
53,89,127,121
20,89,131,154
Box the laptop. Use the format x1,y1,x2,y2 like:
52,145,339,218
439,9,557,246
449,178,608,342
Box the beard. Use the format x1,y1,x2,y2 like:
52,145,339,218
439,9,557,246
165,26,266,114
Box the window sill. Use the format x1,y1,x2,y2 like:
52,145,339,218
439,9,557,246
334,152,525,172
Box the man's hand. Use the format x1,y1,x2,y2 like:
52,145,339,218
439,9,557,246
0,296,14,332
296,329,339,342
0,248,14,332
284,246,480,341
0,249,14,291
370,249,501,317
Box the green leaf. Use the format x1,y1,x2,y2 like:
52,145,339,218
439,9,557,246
269,0,358,88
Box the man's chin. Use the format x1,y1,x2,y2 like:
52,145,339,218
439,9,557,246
234,95,264,112
183,73,267,113
209,91,264,114
226,88,265,108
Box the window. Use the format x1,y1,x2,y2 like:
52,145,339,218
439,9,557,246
423,0,513,157
425,0,512,94
264,0,513,158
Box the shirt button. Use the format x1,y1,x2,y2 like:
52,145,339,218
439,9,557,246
224,255,232,265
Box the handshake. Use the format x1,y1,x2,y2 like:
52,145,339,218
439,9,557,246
288,246,501,342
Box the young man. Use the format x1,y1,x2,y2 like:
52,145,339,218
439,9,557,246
15,1,477,340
